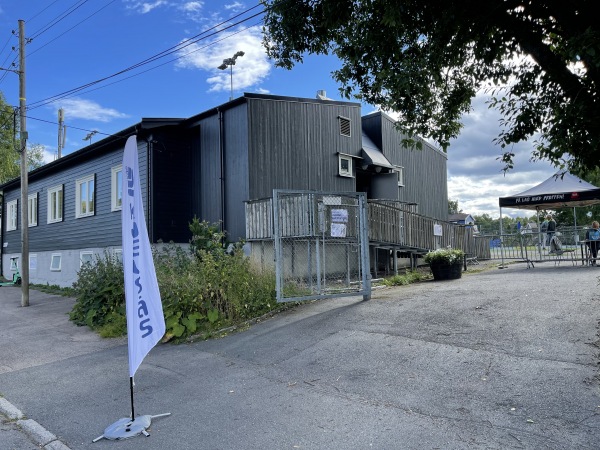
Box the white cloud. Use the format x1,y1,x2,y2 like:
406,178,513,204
54,98,129,122
125,0,169,14
225,2,244,11
447,93,556,218
175,25,271,93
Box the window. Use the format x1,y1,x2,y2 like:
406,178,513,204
111,165,123,211
28,193,38,227
80,251,94,267
6,199,17,231
29,254,37,271
395,166,405,187
338,154,353,178
50,254,62,271
47,185,63,223
76,174,95,218
338,116,351,137
10,257,19,271
113,248,123,262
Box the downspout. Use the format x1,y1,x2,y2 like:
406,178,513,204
218,108,226,233
145,135,154,243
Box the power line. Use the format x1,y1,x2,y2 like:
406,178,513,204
26,4,265,110
29,0,91,41
29,0,119,57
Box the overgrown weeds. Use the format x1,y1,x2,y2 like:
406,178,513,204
69,218,279,342
382,269,428,286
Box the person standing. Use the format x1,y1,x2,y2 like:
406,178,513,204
546,215,556,250
540,216,549,249
586,221,600,266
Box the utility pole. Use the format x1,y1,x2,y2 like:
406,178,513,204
18,19,29,307
57,108,66,159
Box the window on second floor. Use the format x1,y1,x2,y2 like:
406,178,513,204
47,184,64,224
76,174,95,218
28,193,38,227
6,199,17,231
338,154,353,178
111,165,123,211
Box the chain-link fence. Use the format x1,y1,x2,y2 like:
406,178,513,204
273,190,371,302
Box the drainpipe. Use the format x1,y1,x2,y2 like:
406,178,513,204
146,135,154,242
218,108,226,233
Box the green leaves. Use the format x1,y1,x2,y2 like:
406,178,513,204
262,0,600,172
70,222,277,343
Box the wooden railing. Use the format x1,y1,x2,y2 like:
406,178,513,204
245,197,477,255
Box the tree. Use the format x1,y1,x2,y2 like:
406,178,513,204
448,199,461,215
0,92,45,184
0,92,18,184
262,1,600,172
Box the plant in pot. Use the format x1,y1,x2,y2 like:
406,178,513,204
424,247,465,280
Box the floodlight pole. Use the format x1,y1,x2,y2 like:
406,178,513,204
18,19,29,307
218,51,244,101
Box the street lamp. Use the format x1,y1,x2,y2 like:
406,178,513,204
218,51,244,101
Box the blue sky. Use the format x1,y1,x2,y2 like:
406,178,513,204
0,1,556,217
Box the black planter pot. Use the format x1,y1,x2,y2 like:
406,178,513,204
429,261,462,280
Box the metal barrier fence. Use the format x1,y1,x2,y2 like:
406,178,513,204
480,226,592,266
272,190,371,303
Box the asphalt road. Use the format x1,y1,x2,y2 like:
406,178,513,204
1,260,599,449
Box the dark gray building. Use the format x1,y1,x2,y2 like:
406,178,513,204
0,93,447,286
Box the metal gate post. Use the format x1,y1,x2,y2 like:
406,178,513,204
359,193,371,300
273,190,283,301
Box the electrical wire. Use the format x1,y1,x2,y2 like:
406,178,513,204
26,3,266,110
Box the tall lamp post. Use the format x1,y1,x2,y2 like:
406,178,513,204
218,51,244,101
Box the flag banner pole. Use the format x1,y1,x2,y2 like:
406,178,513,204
93,135,170,443
130,377,135,420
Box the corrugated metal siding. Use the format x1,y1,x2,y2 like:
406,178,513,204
246,97,361,200
196,114,222,226
151,129,194,243
223,104,250,242
2,140,148,253
363,113,448,221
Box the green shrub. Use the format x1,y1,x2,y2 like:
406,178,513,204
70,252,125,336
383,270,426,286
69,221,277,342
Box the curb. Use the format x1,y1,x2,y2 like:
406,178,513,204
0,397,72,450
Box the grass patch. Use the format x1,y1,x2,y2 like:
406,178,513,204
382,269,429,286
31,283,76,297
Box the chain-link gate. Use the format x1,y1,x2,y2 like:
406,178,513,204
273,190,371,302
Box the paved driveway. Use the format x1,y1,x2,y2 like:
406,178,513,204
1,261,599,449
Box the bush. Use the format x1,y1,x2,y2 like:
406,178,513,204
383,270,426,286
69,221,278,342
423,248,464,265
70,252,125,337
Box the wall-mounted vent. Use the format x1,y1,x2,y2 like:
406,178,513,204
339,116,351,137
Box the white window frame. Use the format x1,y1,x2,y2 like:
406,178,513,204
28,193,38,227
10,257,19,272
29,254,37,271
76,174,95,218
395,166,405,187
113,248,123,262
80,251,94,267
338,154,353,178
6,199,17,231
50,253,62,271
111,165,123,211
47,184,64,224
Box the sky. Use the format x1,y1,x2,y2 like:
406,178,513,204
0,1,557,218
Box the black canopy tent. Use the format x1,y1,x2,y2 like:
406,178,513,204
497,173,600,265
499,172,600,210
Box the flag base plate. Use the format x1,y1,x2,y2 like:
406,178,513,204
93,413,170,442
